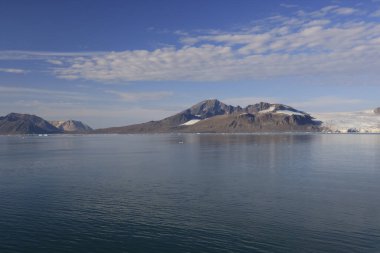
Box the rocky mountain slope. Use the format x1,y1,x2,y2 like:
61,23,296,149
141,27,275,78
375,107,380,115
0,113,93,135
95,99,322,133
0,113,62,134
50,120,93,132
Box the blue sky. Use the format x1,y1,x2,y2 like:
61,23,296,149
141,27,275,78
1,0,380,128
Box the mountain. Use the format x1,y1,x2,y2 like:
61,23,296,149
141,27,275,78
95,99,321,133
0,113,62,135
2,103,377,134
50,120,92,132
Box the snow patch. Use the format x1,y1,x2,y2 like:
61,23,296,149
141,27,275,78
275,110,305,116
180,119,201,126
259,106,305,116
259,106,276,113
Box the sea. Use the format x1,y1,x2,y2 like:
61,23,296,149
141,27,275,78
0,134,380,253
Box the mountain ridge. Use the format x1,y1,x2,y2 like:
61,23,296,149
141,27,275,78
2,101,379,135
95,99,321,133
0,113,92,135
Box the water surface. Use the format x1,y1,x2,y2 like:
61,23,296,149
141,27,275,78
1,134,380,252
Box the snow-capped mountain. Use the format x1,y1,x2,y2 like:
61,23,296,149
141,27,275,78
96,99,321,133
2,104,379,135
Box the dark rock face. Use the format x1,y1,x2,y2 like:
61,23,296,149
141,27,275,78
95,99,322,133
181,113,320,133
374,108,380,114
347,128,359,133
188,99,242,118
245,102,272,113
0,113,62,134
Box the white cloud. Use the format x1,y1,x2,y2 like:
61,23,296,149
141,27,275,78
47,59,63,65
333,7,358,15
0,68,27,74
301,5,360,18
106,90,173,102
0,50,105,60
2,5,379,83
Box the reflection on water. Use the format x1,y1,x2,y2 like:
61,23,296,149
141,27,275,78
0,134,380,253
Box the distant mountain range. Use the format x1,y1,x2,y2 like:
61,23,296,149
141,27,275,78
95,99,322,133
0,113,92,135
1,100,379,135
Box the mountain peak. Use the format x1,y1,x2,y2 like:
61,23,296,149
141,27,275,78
50,120,92,132
194,99,223,108
200,98,220,103
4,112,51,122
5,112,37,120
189,99,239,119
0,113,62,134
374,107,380,114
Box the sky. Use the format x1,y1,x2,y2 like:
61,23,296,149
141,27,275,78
1,0,380,128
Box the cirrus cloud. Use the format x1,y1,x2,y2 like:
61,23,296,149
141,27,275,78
0,68,27,74
2,5,380,83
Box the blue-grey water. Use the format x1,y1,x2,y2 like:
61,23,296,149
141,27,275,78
0,134,380,253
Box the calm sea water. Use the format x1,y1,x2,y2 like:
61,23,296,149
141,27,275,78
0,134,380,253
